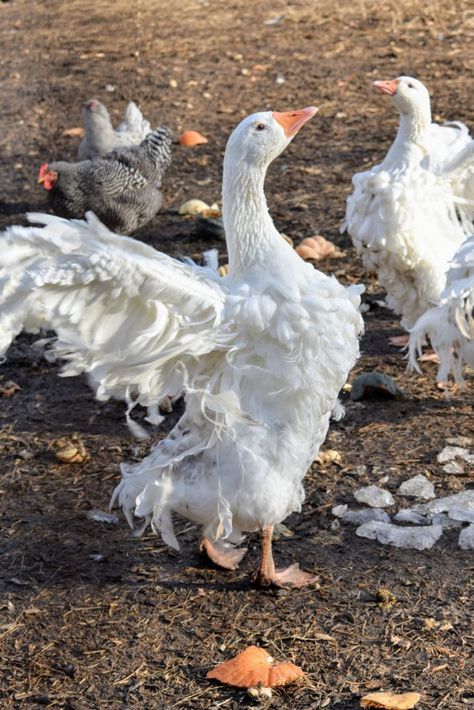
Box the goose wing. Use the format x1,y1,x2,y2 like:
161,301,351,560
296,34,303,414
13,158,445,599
0,212,228,432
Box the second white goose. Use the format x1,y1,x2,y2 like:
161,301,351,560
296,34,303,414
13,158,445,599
344,76,472,340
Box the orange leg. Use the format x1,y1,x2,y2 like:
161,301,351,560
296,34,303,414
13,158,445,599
253,525,319,589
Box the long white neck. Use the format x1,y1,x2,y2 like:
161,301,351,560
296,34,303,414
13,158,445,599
222,158,279,276
381,106,431,170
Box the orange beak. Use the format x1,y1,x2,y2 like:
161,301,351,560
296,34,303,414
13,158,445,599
373,79,400,97
272,106,318,137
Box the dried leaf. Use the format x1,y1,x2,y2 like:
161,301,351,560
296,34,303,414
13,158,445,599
314,632,336,643
360,691,421,709
376,588,398,609
62,126,84,137
53,436,90,464
317,449,342,465
178,199,210,216
295,236,345,261
207,646,304,688
0,380,21,397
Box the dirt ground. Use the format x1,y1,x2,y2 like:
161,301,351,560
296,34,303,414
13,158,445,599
1,0,474,708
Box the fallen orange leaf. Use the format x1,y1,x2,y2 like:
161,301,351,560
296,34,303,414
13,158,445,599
62,126,85,137
360,691,421,709
206,646,304,688
295,236,345,261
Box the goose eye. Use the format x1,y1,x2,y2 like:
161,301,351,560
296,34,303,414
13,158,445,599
255,123,266,131
407,82,415,89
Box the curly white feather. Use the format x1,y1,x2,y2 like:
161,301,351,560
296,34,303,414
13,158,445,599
409,235,474,384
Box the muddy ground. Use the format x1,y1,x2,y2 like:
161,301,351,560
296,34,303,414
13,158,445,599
0,0,473,708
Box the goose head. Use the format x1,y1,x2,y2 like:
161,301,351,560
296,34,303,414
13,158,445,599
222,107,317,273
224,107,318,170
373,76,431,119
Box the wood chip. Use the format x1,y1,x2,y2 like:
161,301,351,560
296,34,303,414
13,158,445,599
360,691,421,709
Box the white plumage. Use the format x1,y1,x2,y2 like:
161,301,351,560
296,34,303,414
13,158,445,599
116,101,151,143
78,99,152,161
344,76,473,331
409,235,474,385
0,108,363,586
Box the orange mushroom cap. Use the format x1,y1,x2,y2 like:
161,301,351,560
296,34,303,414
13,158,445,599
206,646,304,688
178,130,209,146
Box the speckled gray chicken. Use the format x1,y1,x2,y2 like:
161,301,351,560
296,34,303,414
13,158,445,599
38,126,172,233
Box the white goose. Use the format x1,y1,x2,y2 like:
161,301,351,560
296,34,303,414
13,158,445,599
409,235,474,386
0,107,363,587
344,76,472,340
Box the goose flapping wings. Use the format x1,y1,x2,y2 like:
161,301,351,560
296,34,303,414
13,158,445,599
1,107,363,588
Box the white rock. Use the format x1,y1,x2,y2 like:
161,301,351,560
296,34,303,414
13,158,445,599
398,474,435,500
443,461,465,475
437,445,470,464
459,524,474,550
342,508,391,525
394,509,427,524
354,485,395,508
429,513,462,529
356,521,443,550
86,509,119,524
414,490,474,516
333,503,390,524
448,506,474,523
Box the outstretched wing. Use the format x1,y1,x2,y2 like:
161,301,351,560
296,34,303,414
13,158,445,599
439,139,474,226
427,121,471,170
0,212,228,433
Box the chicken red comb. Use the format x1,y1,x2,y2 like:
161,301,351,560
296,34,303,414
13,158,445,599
38,163,49,179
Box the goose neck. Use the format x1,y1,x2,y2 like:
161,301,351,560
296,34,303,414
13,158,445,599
222,161,277,275
382,109,431,170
